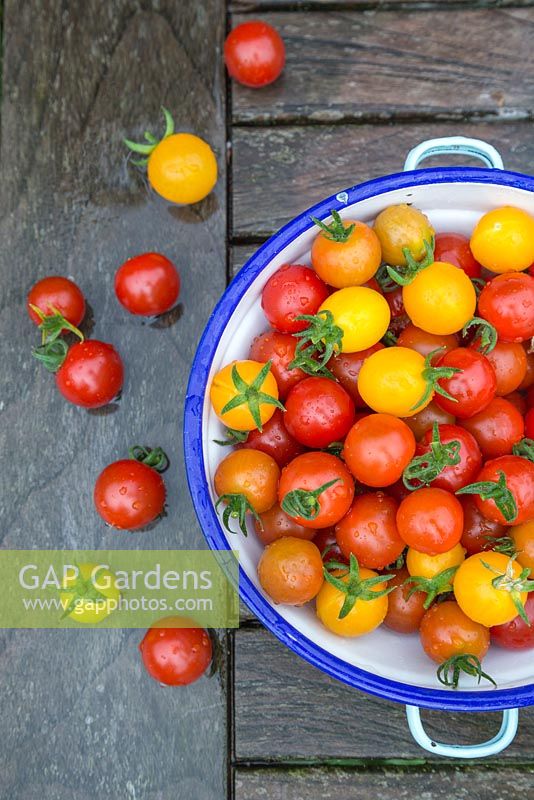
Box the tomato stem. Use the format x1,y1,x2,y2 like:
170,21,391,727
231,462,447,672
386,237,435,286
124,106,175,166
456,470,518,523
281,478,341,521
403,565,458,609
32,338,69,372
215,493,260,537
411,348,462,412
311,209,355,243
403,422,461,490
289,310,343,378
60,563,110,619
220,360,285,432
29,304,84,346
213,427,249,447
375,264,400,294
323,553,395,619
437,654,496,690
462,316,498,354
481,557,534,626
129,445,169,472
512,438,534,463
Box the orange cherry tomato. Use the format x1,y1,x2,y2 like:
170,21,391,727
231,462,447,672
311,213,381,288
383,568,427,634
258,537,324,605
396,487,464,554
419,600,490,664
343,414,416,487
254,503,316,546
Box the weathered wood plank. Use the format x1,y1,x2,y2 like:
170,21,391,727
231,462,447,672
0,2,227,798
231,9,534,123
232,0,534,8
232,121,534,238
235,767,534,799
234,628,534,762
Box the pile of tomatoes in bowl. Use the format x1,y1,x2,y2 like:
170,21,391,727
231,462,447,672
208,201,534,689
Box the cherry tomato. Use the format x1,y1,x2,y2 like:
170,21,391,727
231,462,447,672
210,360,281,431
491,595,534,650
27,275,85,328
335,492,404,570
403,400,456,441
454,552,528,626
403,262,476,336
357,347,433,417
261,265,329,333
242,408,305,468
397,324,457,362
459,495,508,556
519,346,534,390
327,344,384,407
434,348,496,419
94,457,166,530
396,487,464,554
504,391,527,416
311,215,381,288
526,408,534,439
459,397,524,459
114,252,180,316
139,619,212,686
433,232,482,279
373,204,434,267
470,206,534,273
313,528,348,565
406,543,465,579
214,448,279,517
383,568,427,634
483,341,527,396
318,287,390,353
257,537,324,605
419,601,490,664
316,564,389,637
278,452,354,529
511,520,534,573
459,455,534,526
343,413,415,487
407,423,481,492
284,377,355,448
60,563,120,625
254,503,315,545
224,20,285,88
478,272,534,342
55,340,124,408
384,286,406,319
249,330,305,399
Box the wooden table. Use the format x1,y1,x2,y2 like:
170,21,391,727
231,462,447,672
1,1,533,798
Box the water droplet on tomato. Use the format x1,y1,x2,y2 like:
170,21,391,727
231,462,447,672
119,486,127,495
132,501,141,510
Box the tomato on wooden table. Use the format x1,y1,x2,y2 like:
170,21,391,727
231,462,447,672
459,495,508,556
27,275,85,330
241,408,305,468
396,487,464,554
491,595,534,650
459,397,524,459
261,264,328,334
434,348,497,419
483,341,527,396
433,232,482,278
139,619,212,686
56,340,124,408
254,503,316,545
224,20,285,87
258,538,324,605
457,455,534,526
278,452,354,528
404,423,482,493
311,211,381,288
335,492,404,570
115,252,180,316
383,568,427,634
249,330,306,399
477,272,534,342
284,377,355,448
342,413,415,487
327,343,384,407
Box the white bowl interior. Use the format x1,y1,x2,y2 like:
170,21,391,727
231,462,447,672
204,181,534,692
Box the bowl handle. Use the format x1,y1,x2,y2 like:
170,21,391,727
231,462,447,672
405,705,519,759
404,136,504,171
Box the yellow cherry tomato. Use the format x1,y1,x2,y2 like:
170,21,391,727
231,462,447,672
470,206,534,274
60,563,120,624
511,520,534,573
402,261,476,335
319,287,390,353
406,544,466,579
311,214,381,288
316,567,389,637
357,346,432,417
210,359,281,431
373,204,434,267
453,551,528,627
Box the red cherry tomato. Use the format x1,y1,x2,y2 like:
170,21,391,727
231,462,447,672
520,347,534,390
278,452,355,529
526,408,534,439
433,233,482,278
94,456,166,530
249,330,305,399
261,264,329,334
459,495,508,556
491,595,534,650
420,600,489,664
459,397,524,459
254,503,315,545
413,423,482,492
483,341,527,396
224,20,285,88
396,487,464,554
327,344,384,408
335,492,404,570
313,528,348,565
383,567,427,634
55,340,124,408
139,620,212,685
284,377,355,449
384,286,405,318
114,252,180,316
397,324,458,362
504,391,527,416
435,348,497,419
403,400,456,441
478,272,534,342
461,455,534,526
242,408,305,468
343,414,416,488
27,275,85,327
